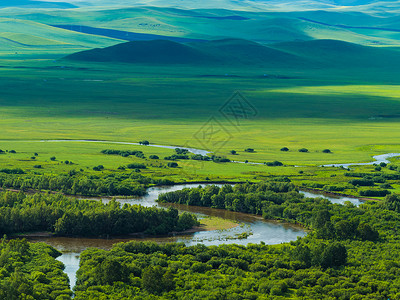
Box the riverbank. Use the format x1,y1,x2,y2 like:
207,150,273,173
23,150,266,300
299,187,379,202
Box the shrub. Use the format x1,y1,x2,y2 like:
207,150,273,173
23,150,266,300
93,165,104,171
280,147,289,152
244,148,255,153
50,156,56,161
322,149,331,153
360,189,390,197
127,163,146,169
349,179,374,186
9,150,16,153
298,148,308,153
149,155,159,159
167,162,178,168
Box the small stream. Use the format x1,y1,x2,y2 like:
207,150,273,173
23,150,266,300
24,139,400,167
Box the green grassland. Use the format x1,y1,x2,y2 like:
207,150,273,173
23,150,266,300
0,56,400,166
2,6,400,47
0,4,399,199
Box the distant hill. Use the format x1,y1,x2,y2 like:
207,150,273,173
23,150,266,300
65,40,217,64
270,39,400,68
0,0,76,8
65,38,400,69
190,39,304,66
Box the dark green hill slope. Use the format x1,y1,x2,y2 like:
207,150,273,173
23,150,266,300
270,39,400,68
65,38,304,66
66,40,217,64
65,38,400,69
190,38,304,66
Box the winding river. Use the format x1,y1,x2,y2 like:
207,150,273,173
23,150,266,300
34,139,400,167
25,184,366,290
12,139,380,290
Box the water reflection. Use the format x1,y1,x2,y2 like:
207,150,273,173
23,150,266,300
29,184,308,289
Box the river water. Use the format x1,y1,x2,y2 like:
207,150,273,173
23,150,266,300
25,184,365,290
28,184,307,289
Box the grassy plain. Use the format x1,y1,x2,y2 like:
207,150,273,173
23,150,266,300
1,59,400,166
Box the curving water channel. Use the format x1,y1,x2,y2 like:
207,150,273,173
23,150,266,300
321,153,400,168
25,184,366,290
33,139,400,167
27,184,306,289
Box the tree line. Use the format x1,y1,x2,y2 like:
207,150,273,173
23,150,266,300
0,191,198,237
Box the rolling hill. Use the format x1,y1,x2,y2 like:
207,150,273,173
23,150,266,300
4,6,400,47
0,0,76,8
64,38,400,69
65,39,218,64
270,39,400,68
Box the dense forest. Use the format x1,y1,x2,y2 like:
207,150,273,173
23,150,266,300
0,191,198,237
0,238,71,299
5,181,400,298
66,182,400,299
157,182,379,241
0,171,175,196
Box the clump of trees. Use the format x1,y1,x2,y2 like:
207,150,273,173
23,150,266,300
0,238,71,299
264,161,283,166
210,155,230,163
102,149,145,159
0,171,148,196
127,163,147,169
0,191,199,237
93,165,104,171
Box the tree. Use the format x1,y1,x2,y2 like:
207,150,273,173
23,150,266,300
298,148,308,153
95,259,128,285
149,155,159,159
142,266,170,295
230,150,237,155
322,149,331,153
244,148,254,153
50,156,56,161
357,222,379,241
167,162,178,168
292,244,311,267
280,147,289,152
335,219,356,240
139,140,150,145
384,194,400,213
319,242,347,268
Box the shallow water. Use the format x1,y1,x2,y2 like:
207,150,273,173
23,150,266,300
322,153,400,168
300,190,364,206
28,185,365,290
29,184,307,289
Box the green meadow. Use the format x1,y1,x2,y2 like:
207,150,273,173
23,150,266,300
1,58,400,166
0,4,399,199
